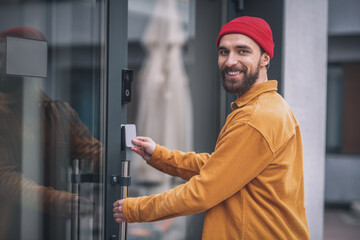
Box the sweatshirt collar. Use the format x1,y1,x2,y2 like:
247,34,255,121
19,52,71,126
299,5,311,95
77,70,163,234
231,80,278,111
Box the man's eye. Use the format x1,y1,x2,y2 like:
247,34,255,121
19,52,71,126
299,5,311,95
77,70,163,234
239,50,248,54
219,50,228,55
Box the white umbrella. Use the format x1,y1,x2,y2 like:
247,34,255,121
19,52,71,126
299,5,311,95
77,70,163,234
134,0,193,187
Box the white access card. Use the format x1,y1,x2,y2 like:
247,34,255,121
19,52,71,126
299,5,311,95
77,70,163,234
122,124,137,148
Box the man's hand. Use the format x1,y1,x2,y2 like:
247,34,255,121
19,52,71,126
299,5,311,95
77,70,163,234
113,199,126,223
131,137,156,162
72,195,94,217
49,192,93,218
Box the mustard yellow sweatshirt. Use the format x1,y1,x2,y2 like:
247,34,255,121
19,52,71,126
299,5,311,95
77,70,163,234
123,81,310,239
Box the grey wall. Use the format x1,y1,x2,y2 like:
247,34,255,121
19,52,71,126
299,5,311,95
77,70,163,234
282,0,328,239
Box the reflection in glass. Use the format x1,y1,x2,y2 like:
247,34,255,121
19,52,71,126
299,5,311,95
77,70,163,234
0,1,105,239
128,0,194,239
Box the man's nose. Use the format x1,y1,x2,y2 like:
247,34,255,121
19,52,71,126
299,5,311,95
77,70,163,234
225,52,238,67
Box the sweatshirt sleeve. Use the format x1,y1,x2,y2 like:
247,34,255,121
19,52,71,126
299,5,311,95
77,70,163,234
123,121,274,223
44,100,103,172
0,143,76,218
146,144,211,181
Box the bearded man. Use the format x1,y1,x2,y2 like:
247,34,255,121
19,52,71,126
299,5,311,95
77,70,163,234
113,16,310,240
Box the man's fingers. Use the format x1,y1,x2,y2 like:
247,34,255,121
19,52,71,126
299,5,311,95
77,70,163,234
114,214,126,223
132,138,140,145
113,200,121,207
132,137,144,145
114,199,124,205
136,136,149,142
113,206,122,213
115,217,126,223
131,146,146,158
112,199,126,223
113,213,123,218
132,138,148,148
131,145,143,154
131,137,154,162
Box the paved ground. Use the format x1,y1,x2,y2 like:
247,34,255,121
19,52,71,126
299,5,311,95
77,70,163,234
323,203,360,240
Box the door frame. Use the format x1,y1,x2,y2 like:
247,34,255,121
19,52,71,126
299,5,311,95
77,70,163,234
104,0,128,239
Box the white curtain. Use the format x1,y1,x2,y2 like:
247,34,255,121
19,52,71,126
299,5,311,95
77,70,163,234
134,0,193,187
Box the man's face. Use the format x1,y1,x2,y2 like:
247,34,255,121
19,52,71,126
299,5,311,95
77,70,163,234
217,34,263,97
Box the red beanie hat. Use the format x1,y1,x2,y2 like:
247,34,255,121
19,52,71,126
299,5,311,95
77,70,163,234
216,16,274,58
0,27,46,41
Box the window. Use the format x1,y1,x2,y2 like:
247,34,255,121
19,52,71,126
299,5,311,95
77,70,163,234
326,62,360,154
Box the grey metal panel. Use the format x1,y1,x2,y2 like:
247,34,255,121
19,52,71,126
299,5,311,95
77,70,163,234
4,36,48,78
328,35,360,62
325,155,360,202
328,0,360,36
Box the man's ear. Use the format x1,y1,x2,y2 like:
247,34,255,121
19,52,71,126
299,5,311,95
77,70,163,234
261,53,270,67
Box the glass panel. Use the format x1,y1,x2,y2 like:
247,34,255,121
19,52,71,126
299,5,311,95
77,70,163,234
0,1,106,240
326,64,343,153
127,0,194,239
127,0,221,239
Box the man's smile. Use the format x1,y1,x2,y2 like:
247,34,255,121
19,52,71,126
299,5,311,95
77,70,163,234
227,71,241,76
224,67,246,79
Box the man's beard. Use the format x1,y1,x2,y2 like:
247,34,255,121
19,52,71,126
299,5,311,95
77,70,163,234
221,61,260,97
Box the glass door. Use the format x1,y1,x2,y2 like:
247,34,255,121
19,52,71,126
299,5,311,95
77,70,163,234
0,0,128,240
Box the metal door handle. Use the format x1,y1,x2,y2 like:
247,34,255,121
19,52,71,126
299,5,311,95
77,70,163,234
120,160,130,240
111,160,131,240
